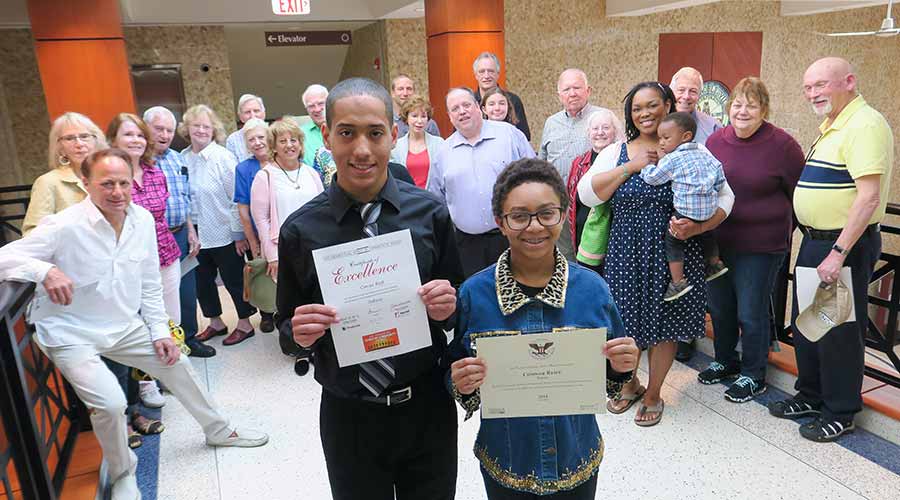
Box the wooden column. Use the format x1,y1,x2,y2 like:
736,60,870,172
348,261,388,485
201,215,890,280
425,0,504,136
28,0,136,130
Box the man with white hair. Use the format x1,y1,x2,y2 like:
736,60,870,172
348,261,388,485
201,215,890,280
428,87,534,277
670,67,722,144
391,73,440,137
539,68,604,260
769,57,893,442
472,51,531,140
0,149,268,499
670,66,722,362
300,84,329,167
144,106,215,358
225,94,266,162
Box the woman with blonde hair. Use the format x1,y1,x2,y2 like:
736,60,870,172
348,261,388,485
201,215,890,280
22,112,107,235
180,105,258,347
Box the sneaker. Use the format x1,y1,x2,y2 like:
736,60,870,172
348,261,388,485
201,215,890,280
206,428,269,448
799,417,855,442
705,261,729,282
768,397,822,420
139,381,166,408
724,376,766,403
663,279,694,302
697,361,740,385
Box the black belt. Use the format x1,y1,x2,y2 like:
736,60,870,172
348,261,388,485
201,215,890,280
169,224,185,233
799,223,879,241
358,386,413,406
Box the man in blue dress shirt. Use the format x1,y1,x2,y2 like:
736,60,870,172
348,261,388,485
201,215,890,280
427,87,535,277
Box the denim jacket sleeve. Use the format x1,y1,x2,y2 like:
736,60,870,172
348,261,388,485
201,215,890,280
445,284,481,420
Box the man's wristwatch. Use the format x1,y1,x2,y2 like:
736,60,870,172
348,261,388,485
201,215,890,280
832,243,849,256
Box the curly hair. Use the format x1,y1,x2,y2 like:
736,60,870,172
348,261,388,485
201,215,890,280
178,104,227,145
622,81,676,142
267,117,306,162
491,158,569,218
399,95,434,122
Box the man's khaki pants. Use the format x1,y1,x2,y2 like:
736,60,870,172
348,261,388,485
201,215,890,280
39,326,232,490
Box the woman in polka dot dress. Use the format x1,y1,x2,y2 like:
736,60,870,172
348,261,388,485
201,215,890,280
576,82,734,426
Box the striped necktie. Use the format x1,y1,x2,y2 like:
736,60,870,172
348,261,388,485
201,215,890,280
356,200,396,397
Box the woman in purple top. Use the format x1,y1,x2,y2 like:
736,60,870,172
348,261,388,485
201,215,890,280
107,113,182,446
698,77,804,403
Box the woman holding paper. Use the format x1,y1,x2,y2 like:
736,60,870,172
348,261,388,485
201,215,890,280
448,158,639,499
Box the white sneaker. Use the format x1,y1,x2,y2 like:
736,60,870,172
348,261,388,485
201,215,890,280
206,428,269,448
110,473,141,500
139,381,166,408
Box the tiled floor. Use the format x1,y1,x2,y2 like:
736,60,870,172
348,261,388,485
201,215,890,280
152,290,900,500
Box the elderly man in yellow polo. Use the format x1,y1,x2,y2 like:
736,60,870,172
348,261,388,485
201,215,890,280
768,57,893,443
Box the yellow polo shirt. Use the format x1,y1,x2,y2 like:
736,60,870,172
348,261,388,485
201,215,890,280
793,95,893,230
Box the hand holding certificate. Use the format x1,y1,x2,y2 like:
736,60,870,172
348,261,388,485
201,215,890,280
475,329,607,419
312,229,432,367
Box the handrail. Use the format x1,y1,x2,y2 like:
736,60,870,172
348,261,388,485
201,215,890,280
0,280,83,499
0,184,31,246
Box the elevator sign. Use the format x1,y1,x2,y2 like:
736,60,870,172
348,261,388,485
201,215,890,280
272,0,310,15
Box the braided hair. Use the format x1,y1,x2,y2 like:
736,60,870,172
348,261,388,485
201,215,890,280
622,81,676,142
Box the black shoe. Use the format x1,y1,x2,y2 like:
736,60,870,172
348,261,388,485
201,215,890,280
294,359,310,376
768,397,821,420
724,376,766,403
186,340,217,358
697,361,740,385
799,417,855,442
675,339,695,362
260,313,275,333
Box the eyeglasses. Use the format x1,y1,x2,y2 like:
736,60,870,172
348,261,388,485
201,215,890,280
58,133,95,144
502,207,563,231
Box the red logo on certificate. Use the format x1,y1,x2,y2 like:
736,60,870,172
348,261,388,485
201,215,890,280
362,328,400,352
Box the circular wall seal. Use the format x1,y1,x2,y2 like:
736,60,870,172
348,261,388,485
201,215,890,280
697,80,731,126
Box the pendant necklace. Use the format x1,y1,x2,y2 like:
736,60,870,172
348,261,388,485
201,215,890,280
276,159,302,189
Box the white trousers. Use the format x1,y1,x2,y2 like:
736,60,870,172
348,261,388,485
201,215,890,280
40,326,231,492
160,261,181,325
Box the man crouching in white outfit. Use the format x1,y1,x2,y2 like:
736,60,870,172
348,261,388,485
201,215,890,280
0,148,268,500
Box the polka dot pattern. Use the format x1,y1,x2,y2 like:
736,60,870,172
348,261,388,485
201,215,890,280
604,144,707,349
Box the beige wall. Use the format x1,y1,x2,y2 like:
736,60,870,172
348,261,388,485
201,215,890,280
340,21,387,84
383,18,430,102
0,25,237,189
124,25,237,133
506,0,900,248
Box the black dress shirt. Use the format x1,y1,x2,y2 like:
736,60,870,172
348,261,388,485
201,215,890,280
475,87,531,141
276,171,465,398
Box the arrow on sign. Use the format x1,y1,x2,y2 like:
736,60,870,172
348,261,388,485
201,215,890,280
268,35,277,43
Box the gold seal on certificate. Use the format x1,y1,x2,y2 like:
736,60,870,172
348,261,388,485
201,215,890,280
312,229,431,367
476,328,607,419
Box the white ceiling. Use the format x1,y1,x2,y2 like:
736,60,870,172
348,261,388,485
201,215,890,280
0,0,888,27
0,0,425,27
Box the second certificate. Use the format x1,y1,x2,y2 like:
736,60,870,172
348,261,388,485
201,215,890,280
312,229,431,367
476,328,607,419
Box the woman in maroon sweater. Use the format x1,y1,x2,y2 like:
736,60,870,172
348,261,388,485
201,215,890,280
700,77,805,403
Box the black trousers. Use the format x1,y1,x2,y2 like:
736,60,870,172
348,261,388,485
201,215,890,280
482,470,597,500
319,370,458,500
665,211,718,263
455,229,509,278
792,225,881,421
195,242,256,319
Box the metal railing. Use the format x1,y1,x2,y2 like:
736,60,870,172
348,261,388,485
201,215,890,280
0,281,83,500
774,204,900,388
0,184,31,246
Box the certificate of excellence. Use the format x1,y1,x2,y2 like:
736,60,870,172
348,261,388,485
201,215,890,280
312,229,431,367
476,328,607,419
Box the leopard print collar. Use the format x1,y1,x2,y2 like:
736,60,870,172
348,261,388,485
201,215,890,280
495,248,568,316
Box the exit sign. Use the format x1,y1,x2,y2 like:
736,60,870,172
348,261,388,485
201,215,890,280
272,0,310,15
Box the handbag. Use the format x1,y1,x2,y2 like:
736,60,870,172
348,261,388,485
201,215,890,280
576,203,612,267
244,257,276,314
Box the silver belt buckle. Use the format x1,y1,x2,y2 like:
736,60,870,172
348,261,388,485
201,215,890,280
386,386,412,406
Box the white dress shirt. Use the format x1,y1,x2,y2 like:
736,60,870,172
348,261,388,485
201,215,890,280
181,142,244,248
0,198,169,348
225,130,252,163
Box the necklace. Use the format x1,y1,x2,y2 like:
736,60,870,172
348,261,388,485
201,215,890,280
275,159,302,189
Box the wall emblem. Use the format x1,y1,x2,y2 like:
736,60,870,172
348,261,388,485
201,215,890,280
698,80,731,126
